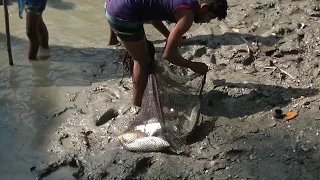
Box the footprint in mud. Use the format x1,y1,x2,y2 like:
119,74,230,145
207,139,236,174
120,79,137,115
61,136,74,149
96,108,119,126
59,133,74,149
204,149,245,171
222,149,244,160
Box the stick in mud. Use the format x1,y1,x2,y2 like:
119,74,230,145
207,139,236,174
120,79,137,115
264,66,300,83
3,0,14,66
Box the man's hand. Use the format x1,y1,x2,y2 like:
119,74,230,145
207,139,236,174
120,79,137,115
189,62,208,75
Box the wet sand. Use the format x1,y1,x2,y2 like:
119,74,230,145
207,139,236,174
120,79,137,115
1,0,320,179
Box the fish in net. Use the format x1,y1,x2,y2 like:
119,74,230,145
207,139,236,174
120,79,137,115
117,40,206,154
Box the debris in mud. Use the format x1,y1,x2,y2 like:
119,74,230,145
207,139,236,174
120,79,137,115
283,111,298,121
50,106,75,119
80,130,93,149
96,108,118,126
297,22,306,29
231,28,240,33
30,166,36,172
58,133,70,146
264,66,300,84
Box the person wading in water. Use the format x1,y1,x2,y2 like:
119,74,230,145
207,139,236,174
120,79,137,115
24,0,51,60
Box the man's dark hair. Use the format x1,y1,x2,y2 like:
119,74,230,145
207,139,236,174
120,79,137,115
206,0,228,20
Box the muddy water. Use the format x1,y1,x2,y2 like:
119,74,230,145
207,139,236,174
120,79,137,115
0,1,160,179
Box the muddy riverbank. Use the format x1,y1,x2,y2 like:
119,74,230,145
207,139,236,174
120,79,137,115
1,0,320,179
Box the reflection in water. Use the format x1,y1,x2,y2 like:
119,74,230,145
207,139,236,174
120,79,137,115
0,59,56,179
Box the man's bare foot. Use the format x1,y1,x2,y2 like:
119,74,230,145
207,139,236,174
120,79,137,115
130,105,141,115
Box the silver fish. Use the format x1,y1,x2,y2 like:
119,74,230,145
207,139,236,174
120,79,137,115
134,122,162,136
122,136,170,152
118,119,170,152
117,130,147,144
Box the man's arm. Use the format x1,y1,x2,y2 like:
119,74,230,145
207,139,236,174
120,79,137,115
150,20,170,38
162,9,193,68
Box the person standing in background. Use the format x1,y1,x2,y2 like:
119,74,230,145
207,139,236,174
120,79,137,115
20,0,51,60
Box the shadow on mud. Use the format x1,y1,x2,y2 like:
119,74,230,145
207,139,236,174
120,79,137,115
201,81,318,118
163,80,318,145
46,0,75,10
153,32,281,48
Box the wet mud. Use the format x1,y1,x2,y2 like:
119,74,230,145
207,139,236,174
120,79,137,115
9,0,320,179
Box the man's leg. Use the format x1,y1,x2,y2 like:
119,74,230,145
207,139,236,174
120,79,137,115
106,11,148,107
108,28,119,45
121,37,150,107
26,12,41,60
38,17,49,49
38,16,51,59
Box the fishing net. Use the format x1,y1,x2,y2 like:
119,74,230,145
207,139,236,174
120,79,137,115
120,40,206,154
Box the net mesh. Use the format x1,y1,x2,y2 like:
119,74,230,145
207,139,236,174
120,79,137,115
121,41,206,153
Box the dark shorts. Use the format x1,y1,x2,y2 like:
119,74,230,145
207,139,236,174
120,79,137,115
105,8,145,42
25,0,47,15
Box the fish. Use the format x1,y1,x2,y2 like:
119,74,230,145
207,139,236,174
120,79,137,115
134,122,162,136
117,130,147,144
117,119,170,152
122,136,170,152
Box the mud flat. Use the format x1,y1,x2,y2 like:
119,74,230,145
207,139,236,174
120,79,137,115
32,0,320,179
